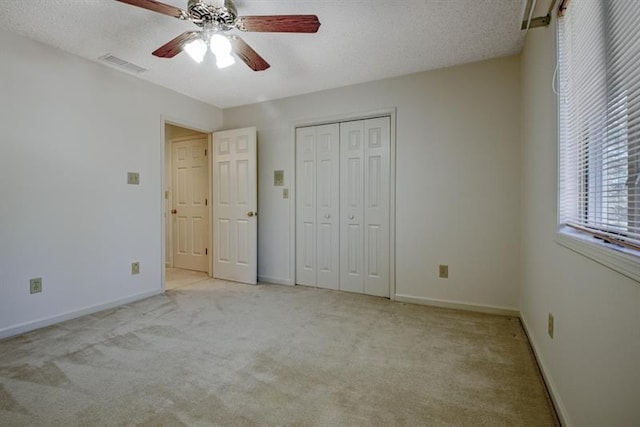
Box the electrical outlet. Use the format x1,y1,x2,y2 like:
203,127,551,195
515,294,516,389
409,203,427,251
127,172,140,185
30,277,42,294
131,262,140,275
439,264,448,278
548,312,554,339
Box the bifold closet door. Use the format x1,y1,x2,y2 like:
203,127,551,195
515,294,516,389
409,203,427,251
340,117,390,297
295,124,340,289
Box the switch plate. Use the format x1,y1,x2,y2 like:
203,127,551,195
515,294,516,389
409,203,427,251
438,265,448,278
274,170,284,186
283,188,289,199
127,172,140,185
30,277,42,294
131,262,140,275
548,313,554,338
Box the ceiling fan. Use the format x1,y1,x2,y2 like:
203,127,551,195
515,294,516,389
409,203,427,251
116,0,321,71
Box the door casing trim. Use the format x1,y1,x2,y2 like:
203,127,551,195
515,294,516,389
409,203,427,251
161,115,215,291
168,134,210,273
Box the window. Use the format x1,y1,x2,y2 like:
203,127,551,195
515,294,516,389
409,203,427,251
557,0,640,268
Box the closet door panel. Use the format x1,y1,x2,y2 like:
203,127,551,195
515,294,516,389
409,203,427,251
340,121,365,293
296,127,317,286
316,124,340,289
364,117,391,297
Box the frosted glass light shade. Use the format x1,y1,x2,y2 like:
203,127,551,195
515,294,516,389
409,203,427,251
216,53,235,68
210,34,236,68
209,34,232,56
184,39,207,63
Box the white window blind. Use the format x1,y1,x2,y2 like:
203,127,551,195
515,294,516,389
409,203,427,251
558,0,640,250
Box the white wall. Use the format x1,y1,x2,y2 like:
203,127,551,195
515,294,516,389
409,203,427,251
224,56,522,312
0,31,222,338
520,18,640,426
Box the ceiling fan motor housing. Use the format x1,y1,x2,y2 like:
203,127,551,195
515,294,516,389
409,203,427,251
188,0,237,30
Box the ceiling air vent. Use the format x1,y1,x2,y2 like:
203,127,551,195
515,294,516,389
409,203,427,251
98,54,147,74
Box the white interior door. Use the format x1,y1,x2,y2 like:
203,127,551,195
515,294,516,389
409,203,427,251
339,117,391,297
295,124,340,289
172,136,209,272
213,127,258,284
296,117,390,297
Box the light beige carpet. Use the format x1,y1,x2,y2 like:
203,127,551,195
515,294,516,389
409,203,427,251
0,280,557,426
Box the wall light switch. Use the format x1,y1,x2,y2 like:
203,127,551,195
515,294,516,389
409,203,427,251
127,172,140,185
274,170,284,186
283,188,289,199
131,262,140,275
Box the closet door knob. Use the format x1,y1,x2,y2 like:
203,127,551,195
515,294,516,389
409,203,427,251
349,214,355,220
324,214,331,219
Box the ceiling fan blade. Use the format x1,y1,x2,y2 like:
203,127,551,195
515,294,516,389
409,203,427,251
236,15,321,33
115,0,188,20
229,36,270,72
153,31,200,58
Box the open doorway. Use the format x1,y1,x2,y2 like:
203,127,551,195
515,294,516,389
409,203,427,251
164,123,211,290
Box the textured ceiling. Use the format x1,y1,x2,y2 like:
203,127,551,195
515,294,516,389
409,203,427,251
0,0,528,108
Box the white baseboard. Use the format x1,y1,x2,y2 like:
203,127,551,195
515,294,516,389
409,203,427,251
0,289,163,340
520,312,571,427
258,275,291,286
394,294,519,317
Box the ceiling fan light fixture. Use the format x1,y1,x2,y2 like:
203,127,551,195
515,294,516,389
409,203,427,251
209,33,235,68
184,38,207,63
209,34,231,56
215,53,235,68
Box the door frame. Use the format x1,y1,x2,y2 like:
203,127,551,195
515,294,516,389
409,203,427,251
289,108,397,299
161,116,214,291
169,134,210,272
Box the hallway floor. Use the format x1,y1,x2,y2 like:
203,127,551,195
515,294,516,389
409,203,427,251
165,267,209,290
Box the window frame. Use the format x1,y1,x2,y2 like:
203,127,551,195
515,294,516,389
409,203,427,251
555,0,640,283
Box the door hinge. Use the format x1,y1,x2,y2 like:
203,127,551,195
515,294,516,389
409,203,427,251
205,248,208,255
205,198,208,206
205,149,207,156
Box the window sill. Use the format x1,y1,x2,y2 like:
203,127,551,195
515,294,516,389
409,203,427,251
555,227,640,283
